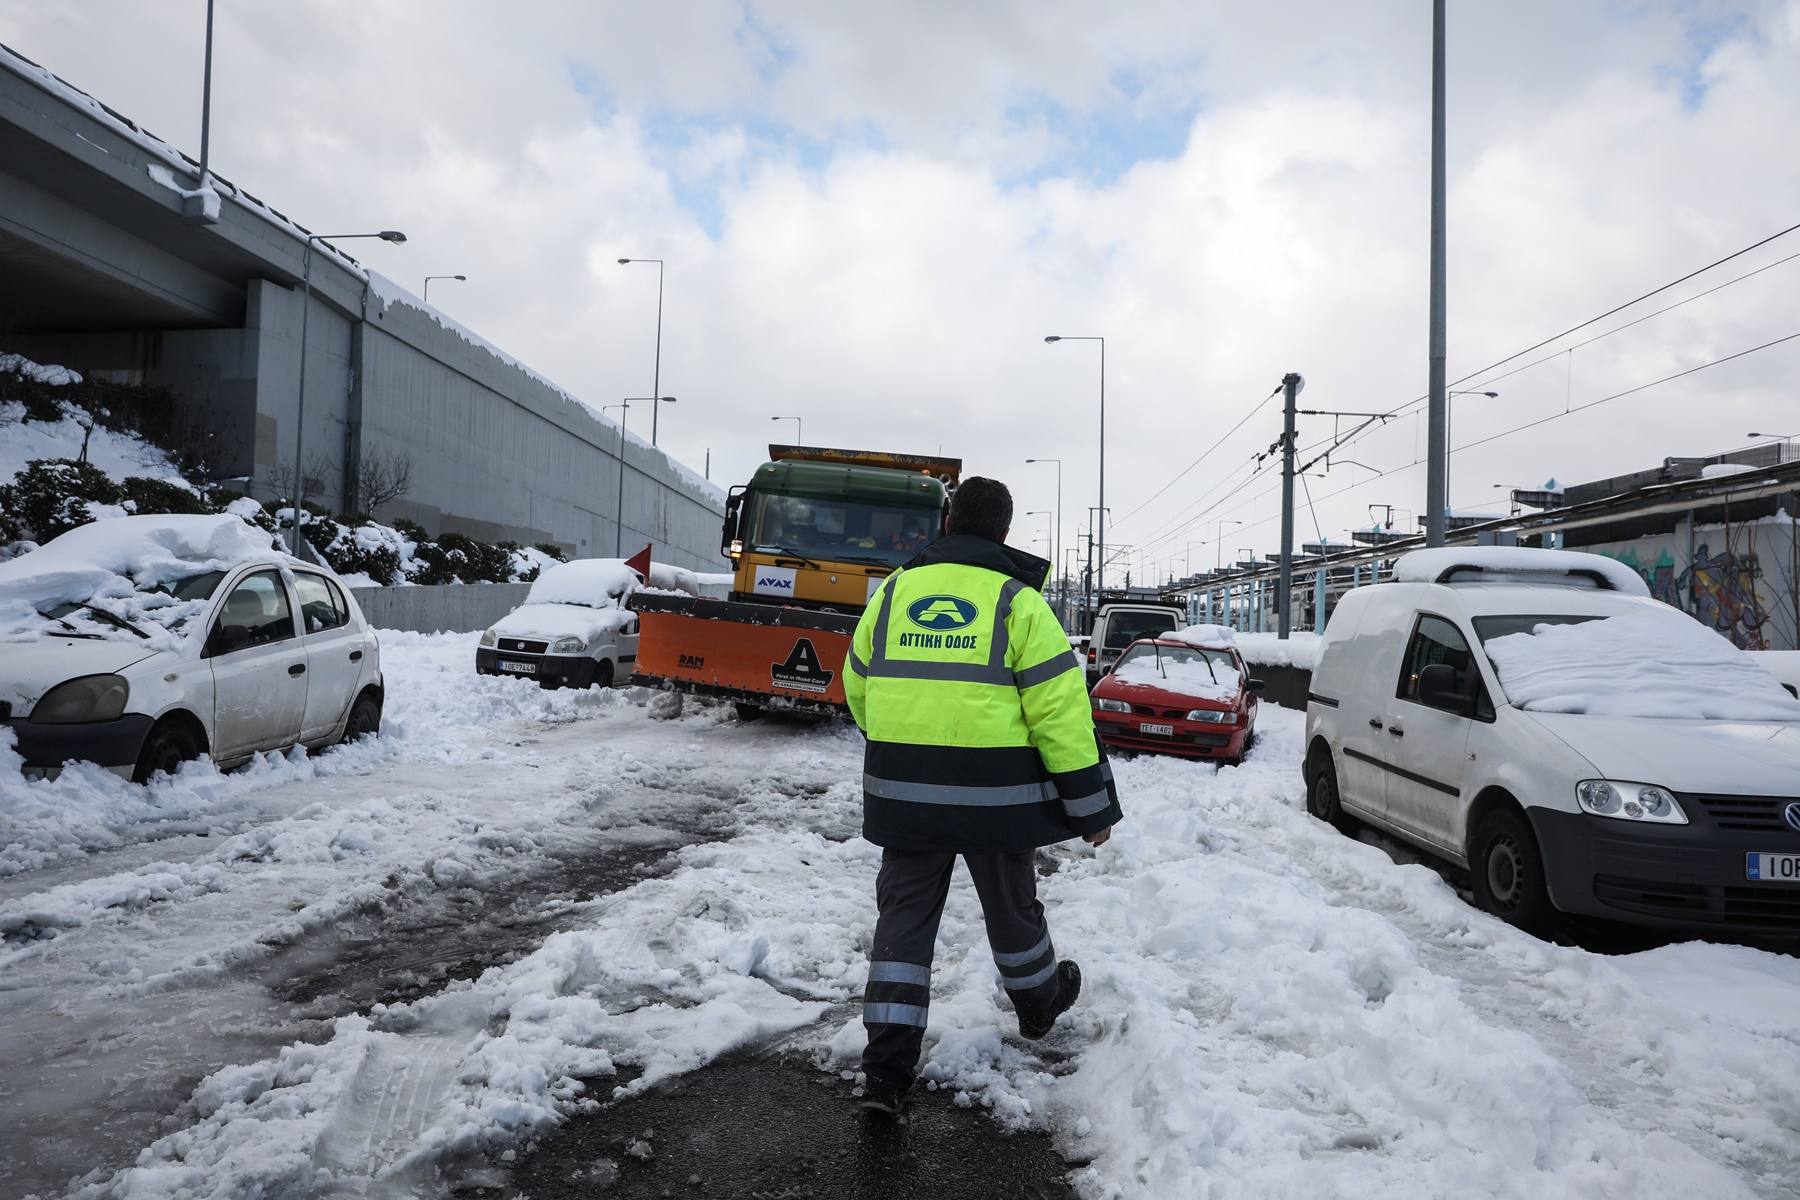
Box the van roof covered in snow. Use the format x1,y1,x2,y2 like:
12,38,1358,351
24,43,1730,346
1391,547,1649,596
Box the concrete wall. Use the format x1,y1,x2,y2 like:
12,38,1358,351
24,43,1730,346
349,582,532,635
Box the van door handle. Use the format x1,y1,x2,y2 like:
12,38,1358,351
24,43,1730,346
1387,724,1404,737
289,663,306,676
349,650,363,662
1368,718,1384,730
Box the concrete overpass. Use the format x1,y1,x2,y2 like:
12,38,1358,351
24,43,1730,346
0,42,725,571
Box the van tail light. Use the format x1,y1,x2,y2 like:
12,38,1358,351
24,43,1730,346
1086,647,1096,663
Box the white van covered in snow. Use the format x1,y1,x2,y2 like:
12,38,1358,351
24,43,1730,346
475,558,700,689
1303,546,1800,936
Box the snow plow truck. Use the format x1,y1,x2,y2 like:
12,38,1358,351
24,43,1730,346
627,444,961,716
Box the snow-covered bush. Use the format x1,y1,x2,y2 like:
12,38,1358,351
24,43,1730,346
5,458,127,541
122,475,213,517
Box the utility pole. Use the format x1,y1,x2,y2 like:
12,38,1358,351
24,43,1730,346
1278,372,1302,639
1425,0,1449,547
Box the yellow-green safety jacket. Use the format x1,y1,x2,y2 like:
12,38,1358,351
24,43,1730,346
845,533,1122,853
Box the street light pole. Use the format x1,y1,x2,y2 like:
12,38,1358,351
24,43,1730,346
424,274,466,305
1026,457,1063,624
1278,372,1303,639
290,229,406,556
618,259,667,445
1045,336,1104,594
1216,519,1244,571
1425,0,1449,548
614,397,675,555
198,0,215,182
771,415,802,444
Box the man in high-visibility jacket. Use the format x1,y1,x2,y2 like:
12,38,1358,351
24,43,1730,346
844,476,1122,1117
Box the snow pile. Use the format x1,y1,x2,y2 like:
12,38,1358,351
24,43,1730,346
0,514,284,645
523,558,641,607
1163,623,1237,648
0,352,81,386
1237,631,1324,670
645,561,701,597
1484,610,1800,720
491,601,636,642
1394,547,1651,595
1701,462,1755,478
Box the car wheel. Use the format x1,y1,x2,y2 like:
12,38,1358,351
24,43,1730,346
734,702,764,721
595,658,615,689
1470,808,1556,936
339,691,382,744
1306,752,1359,835
133,720,199,784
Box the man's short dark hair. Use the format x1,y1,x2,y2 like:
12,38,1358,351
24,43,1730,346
948,477,1012,543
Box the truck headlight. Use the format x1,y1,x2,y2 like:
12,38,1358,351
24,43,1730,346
479,629,498,648
1576,780,1688,825
551,636,586,655
1092,696,1130,713
31,674,130,723
1186,709,1240,724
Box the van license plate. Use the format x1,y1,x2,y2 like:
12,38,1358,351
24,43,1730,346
1747,852,1800,881
1139,722,1174,736
498,660,537,674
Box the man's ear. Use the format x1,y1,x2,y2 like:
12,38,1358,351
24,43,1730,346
943,515,954,535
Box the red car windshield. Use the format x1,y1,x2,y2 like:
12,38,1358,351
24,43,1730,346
1111,643,1242,701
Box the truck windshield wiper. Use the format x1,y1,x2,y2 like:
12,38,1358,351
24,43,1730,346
762,546,825,570
831,554,898,567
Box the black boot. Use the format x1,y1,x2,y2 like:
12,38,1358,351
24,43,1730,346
1017,960,1081,1040
858,1080,910,1117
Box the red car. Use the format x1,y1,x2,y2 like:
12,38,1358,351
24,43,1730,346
1089,635,1263,763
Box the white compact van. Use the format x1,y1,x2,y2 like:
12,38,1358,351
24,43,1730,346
1303,547,1800,936
1086,601,1185,685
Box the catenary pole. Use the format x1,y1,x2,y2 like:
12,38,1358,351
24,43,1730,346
198,0,215,182
1425,0,1449,547
1278,372,1301,639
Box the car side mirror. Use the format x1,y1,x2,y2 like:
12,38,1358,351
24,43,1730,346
206,623,251,658
1419,662,1474,716
1246,678,1266,693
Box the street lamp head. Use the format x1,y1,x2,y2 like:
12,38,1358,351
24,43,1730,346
453,274,466,281
378,231,406,243
1043,336,1061,343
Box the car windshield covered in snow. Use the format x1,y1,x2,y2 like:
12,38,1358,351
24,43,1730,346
744,492,935,567
1113,643,1242,696
522,559,640,609
1478,609,1800,721
29,570,229,642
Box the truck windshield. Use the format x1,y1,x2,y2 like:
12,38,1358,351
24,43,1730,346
745,492,937,567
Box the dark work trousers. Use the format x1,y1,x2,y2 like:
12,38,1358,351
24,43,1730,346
861,848,1063,1094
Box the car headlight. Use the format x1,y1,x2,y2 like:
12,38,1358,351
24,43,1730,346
551,636,586,655
1575,780,1688,825
1186,709,1240,724
31,674,130,723
1092,696,1131,713
479,629,498,648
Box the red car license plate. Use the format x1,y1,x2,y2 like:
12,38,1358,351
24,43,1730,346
1139,722,1174,736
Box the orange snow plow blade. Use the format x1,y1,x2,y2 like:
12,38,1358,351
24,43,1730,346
627,593,857,714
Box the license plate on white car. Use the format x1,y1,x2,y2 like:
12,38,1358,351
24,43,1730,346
1746,852,1800,881
498,660,537,674
1139,722,1174,736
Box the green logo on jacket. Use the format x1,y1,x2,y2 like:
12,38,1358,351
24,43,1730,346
906,595,979,631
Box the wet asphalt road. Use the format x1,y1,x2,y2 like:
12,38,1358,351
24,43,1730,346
494,1049,1080,1200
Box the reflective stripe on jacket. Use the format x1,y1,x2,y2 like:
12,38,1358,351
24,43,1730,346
844,534,1122,853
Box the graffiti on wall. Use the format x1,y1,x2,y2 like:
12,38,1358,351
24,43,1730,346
1600,542,1775,650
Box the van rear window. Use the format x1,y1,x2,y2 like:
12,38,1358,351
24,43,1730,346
1104,611,1180,648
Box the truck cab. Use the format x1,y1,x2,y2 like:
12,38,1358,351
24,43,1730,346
721,445,959,612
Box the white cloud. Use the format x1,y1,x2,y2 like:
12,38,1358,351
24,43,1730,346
2,0,1797,573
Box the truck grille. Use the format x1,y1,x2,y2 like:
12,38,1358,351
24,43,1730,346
498,638,548,654
1690,795,1798,834
1593,875,1800,928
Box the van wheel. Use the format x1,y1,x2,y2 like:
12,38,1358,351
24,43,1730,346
595,658,615,689
339,691,382,744
133,720,199,783
1306,754,1358,835
1470,808,1556,936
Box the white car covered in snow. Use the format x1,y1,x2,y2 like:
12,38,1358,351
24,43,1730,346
1304,546,1800,937
0,515,384,782
475,558,699,688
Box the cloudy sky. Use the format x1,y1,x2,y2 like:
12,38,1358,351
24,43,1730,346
3,1,1797,580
